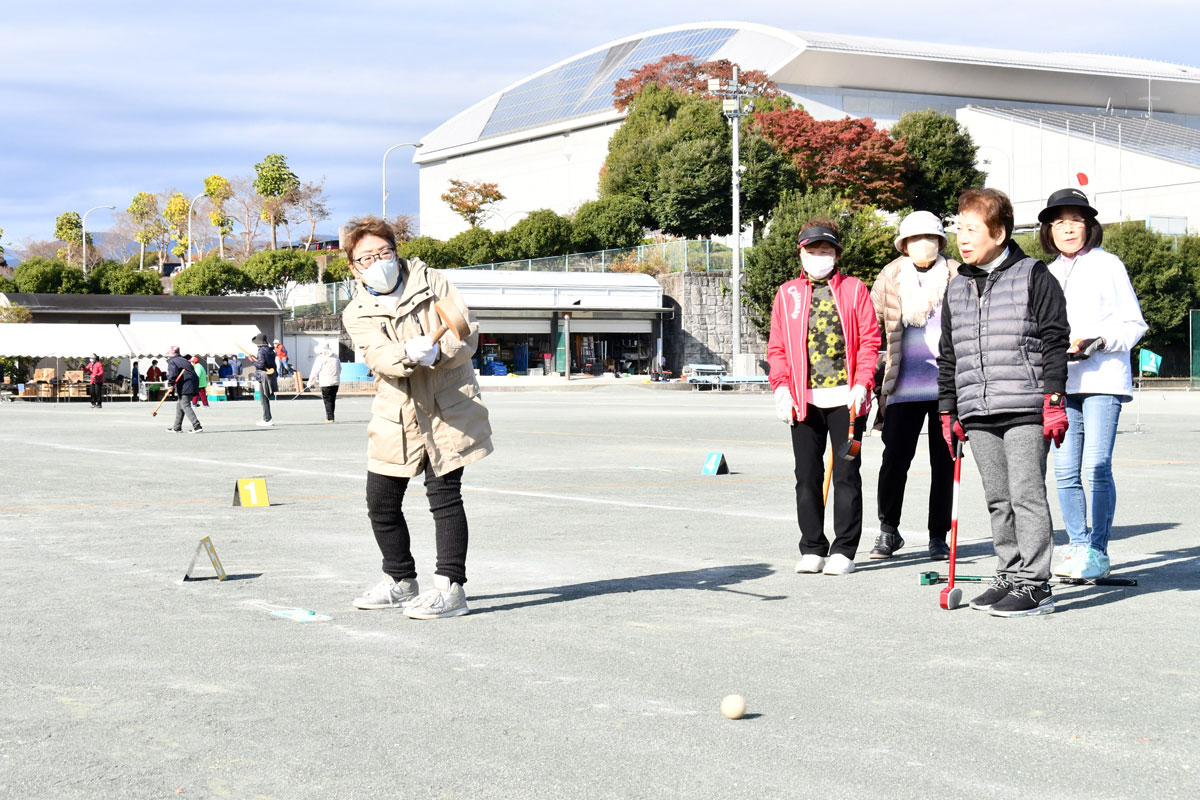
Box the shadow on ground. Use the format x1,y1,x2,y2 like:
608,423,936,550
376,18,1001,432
471,563,781,614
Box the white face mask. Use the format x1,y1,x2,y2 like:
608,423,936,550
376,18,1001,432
358,257,401,294
800,252,836,280
906,238,940,266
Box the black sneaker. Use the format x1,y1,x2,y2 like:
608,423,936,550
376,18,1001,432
969,577,1014,611
869,532,905,559
989,584,1055,618
928,538,950,561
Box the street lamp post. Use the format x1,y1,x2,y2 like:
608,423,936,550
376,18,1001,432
81,205,116,273
383,142,422,220
709,68,756,371
186,192,206,269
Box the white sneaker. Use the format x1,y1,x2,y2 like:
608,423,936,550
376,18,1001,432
256,420,274,427
823,554,856,575
1052,544,1083,577
403,574,469,619
352,575,419,610
795,554,827,574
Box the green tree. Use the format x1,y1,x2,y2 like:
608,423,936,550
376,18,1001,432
128,192,164,270
446,226,500,267
0,301,34,385
503,209,573,260
0,302,32,322
397,236,454,269
890,110,986,217
743,189,897,336
571,195,648,252
171,255,255,296
13,257,89,293
253,153,300,250
740,129,801,242
203,175,234,259
53,212,92,266
86,259,163,295
322,256,351,283
242,249,318,306
652,137,730,239
1103,221,1193,351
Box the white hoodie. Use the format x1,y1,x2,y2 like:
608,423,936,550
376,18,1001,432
1047,247,1147,399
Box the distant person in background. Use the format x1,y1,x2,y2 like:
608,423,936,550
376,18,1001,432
190,356,210,407
86,354,105,408
307,342,341,423
164,346,202,433
274,339,291,376
218,357,233,379
145,360,163,381
1039,188,1147,581
252,333,276,427
130,360,140,401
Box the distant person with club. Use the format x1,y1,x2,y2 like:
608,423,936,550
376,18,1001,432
164,345,203,433
306,342,340,423
869,211,960,561
251,333,276,427
1039,188,1147,580
768,219,880,576
342,216,492,619
937,188,1070,617
85,354,105,408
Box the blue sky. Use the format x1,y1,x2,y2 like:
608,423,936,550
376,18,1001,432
3,0,1199,258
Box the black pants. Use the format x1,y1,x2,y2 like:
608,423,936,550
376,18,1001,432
877,399,954,540
320,385,339,420
791,404,866,558
366,462,469,585
88,382,103,407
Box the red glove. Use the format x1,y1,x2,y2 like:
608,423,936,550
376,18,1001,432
940,412,967,457
1043,394,1068,447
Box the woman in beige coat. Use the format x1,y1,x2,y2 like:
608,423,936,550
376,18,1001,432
341,217,492,619
868,211,959,561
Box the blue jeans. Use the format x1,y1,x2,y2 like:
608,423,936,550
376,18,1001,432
1052,394,1122,554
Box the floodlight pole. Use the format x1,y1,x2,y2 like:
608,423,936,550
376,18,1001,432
383,142,422,220
714,68,754,370
186,192,205,269
81,205,115,273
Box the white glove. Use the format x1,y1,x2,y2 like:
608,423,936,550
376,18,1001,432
848,384,868,411
405,335,438,366
774,387,796,424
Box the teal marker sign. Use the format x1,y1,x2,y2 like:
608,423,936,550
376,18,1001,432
702,452,729,475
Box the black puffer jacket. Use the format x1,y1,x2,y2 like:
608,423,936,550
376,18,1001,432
165,356,199,396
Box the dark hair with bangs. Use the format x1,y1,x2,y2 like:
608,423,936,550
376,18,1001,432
1039,213,1104,256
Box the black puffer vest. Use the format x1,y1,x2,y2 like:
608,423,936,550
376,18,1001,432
946,258,1044,420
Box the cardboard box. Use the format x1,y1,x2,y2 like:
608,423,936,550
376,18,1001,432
36,384,57,398
33,368,56,382
65,370,85,382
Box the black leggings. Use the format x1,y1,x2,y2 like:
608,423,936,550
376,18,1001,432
877,399,953,539
790,404,866,559
320,385,338,420
366,463,469,585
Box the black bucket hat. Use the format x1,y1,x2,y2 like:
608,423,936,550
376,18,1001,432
797,225,842,253
1038,188,1098,224
251,333,268,346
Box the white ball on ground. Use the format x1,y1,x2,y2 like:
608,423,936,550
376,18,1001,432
720,694,746,719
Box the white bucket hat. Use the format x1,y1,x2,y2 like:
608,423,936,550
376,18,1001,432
894,210,947,253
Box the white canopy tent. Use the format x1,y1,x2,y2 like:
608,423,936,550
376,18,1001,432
0,323,134,358
118,324,264,358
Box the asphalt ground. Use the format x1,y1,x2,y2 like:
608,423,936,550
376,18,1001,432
0,387,1197,799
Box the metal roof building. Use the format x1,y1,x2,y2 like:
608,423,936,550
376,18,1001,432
416,22,1200,235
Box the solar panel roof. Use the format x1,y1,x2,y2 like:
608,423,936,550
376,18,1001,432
479,27,737,139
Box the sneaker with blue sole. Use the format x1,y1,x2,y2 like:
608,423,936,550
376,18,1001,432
1052,544,1085,577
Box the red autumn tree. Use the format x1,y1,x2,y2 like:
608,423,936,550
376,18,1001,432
752,108,910,210
441,179,505,227
612,55,781,112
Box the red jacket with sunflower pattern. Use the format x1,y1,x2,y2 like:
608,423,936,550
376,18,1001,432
767,271,880,422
